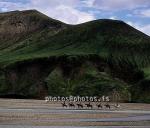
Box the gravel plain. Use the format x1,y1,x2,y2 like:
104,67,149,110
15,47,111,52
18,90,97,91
0,99,150,127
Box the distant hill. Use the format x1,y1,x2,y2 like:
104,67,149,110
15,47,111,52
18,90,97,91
0,10,150,102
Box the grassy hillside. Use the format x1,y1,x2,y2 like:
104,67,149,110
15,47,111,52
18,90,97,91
0,10,150,102
0,18,149,67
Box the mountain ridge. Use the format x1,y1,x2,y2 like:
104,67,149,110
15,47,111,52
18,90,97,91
0,10,150,102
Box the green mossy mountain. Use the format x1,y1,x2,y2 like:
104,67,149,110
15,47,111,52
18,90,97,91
0,10,150,102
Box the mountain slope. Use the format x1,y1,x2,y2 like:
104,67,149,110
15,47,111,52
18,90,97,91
0,10,150,102
0,10,67,51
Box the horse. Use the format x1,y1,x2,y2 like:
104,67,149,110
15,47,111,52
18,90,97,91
114,103,120,108
85,102,93,109
61,102,67,108
68,102,75,108
104,103,111,109
96,103,103,109
76,103,83,109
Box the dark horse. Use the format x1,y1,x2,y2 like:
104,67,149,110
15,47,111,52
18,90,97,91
85,102,93,109
76,103,83,109
96,103,103,109
68,102,75,108
105,103,111,109
61,102,67,108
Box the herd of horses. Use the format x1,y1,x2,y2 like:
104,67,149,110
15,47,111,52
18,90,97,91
61,102,120,109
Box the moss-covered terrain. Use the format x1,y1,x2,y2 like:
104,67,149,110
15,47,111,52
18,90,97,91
0,10,150,102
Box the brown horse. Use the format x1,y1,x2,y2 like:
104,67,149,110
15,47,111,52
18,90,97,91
61,102,67,108
85,102,93,109
96,103,103,109
68,102,75,108
76,103,83,109
105,103,111,109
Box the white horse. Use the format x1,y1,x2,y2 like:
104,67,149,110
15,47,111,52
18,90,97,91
114,103,120,108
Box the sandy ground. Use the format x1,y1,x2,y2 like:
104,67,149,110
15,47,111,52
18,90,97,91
0,98,150,127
